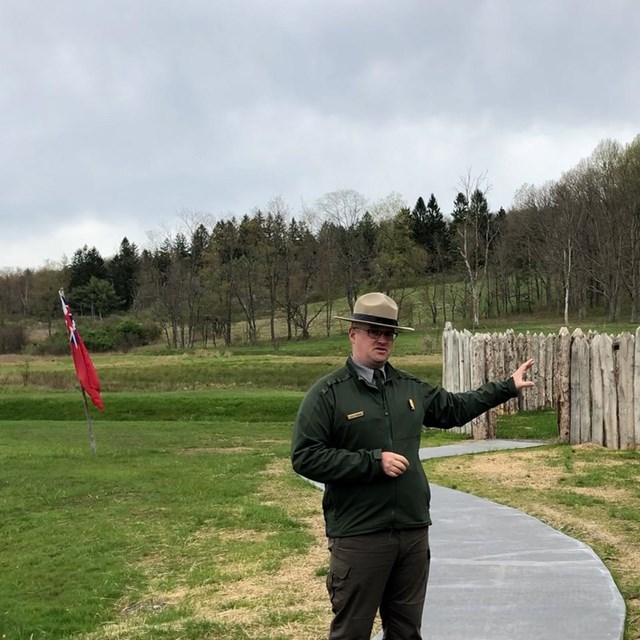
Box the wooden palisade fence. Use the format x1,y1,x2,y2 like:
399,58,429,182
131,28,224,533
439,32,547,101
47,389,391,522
442,323,640,450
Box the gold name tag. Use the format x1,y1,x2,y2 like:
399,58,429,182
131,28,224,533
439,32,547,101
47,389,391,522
347,411,365,420
408,399,415,411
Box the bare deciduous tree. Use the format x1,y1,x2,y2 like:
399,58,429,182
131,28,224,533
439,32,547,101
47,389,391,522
451,172,498,328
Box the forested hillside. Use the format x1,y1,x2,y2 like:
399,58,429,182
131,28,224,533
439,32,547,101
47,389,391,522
2,134,639,353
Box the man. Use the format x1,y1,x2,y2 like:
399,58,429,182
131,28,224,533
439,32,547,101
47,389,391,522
291,292,534,640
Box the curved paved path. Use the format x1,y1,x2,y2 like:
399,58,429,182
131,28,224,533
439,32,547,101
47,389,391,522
372,440,626,639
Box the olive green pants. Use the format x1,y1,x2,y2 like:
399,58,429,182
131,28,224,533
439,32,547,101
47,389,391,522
326,527,430,640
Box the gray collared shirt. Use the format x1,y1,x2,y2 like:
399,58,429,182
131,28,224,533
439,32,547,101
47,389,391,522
350,356,386,387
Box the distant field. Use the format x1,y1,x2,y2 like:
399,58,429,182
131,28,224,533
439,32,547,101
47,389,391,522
0,351,443,393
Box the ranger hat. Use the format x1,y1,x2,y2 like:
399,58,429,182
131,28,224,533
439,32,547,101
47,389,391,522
334,292,414,332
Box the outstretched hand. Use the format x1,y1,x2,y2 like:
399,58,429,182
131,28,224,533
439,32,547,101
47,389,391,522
511,358,535,391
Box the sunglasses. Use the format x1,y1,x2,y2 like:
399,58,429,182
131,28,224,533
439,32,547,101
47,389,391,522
356,328,399,341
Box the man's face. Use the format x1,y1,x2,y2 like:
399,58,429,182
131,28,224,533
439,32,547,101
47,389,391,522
349,323,397,369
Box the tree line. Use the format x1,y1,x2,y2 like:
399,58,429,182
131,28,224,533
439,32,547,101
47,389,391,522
1,134,639,352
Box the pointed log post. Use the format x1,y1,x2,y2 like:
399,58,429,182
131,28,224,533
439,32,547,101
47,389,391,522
441,323,452,388
635,328,640,449
545,333,556,410
471,333,488,439
557,327,571,443
485,333,497,439
536,333,546,410
590,333,604,446
516,333,527,412
601,333,618,449
617,332,635,449
506,329,518,415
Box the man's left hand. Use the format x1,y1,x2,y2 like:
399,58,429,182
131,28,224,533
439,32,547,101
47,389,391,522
512,358,535,391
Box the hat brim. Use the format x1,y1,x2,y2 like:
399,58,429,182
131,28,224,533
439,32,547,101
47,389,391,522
333,315,415,332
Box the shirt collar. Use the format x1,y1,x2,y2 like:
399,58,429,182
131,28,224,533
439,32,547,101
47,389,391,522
350,356,386,385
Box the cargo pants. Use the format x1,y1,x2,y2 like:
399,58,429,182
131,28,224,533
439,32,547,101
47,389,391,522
326,527,430,640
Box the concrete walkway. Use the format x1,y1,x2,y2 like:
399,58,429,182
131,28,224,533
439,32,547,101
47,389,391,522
372,440,626,640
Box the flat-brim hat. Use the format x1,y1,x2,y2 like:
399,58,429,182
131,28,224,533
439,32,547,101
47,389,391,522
334,292,415,332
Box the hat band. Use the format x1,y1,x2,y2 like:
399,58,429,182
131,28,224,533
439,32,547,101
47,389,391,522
352,313,398,327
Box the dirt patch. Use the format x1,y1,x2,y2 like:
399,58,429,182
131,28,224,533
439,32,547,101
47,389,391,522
180,446,253,455
120,599,170,615
436,449,568,491
570,486,629,501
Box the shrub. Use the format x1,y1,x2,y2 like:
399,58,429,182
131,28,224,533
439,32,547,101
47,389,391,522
82,326,116,352
24,317,162,355
114,319,147,352
0,324,26,354
35,326,115,354
31,331,70,356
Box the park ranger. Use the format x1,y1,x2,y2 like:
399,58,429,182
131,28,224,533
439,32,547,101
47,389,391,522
291,291,534,640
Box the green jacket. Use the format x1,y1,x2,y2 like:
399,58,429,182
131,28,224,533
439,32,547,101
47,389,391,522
291,358,517,538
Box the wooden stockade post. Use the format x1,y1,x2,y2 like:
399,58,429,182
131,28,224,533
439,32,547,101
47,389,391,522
442,323,639,450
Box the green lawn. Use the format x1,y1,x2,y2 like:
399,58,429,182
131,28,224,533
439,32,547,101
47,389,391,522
0,417,306,639
1,333,638,639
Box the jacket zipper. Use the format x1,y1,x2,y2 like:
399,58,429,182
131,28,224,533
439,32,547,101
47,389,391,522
380,380,397,528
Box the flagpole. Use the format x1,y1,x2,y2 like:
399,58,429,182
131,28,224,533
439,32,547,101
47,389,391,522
81,388,98,456
59,288,105,454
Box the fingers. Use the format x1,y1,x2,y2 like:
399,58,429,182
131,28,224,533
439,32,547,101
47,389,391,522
515,358,534,373
522,358,535,371
513,358,535,390
381,452,410,477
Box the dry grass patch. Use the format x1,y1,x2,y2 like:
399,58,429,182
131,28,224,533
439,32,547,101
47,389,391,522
85,458,332,640
180,446,253,455
180,458,331,639
193,459,383,639
444,448,567,490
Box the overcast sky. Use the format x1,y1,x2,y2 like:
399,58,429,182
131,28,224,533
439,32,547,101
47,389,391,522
1,0,638,270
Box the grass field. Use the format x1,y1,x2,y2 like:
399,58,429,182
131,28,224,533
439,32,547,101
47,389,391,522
0,416,305,639
1,335,638,639
0,352,442,393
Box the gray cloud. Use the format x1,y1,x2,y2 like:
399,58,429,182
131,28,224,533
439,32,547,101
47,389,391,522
1,0,638,269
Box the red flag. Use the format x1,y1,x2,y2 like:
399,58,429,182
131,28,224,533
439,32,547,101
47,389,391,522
59,291,104,411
